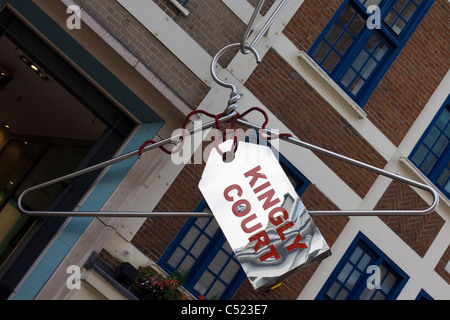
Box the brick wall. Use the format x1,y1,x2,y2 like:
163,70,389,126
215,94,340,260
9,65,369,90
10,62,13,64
374,181,445,258
152,0,246,67
245,48,387,198
77,0,209,108
435,245,450,285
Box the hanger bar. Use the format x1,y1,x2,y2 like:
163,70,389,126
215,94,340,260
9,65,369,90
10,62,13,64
241,0,265,54
236,118,440,216
18,113,439,218
250,0,289,49
17,112,236,218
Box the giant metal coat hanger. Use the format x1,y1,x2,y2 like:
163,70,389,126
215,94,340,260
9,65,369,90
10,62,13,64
18,0,439,218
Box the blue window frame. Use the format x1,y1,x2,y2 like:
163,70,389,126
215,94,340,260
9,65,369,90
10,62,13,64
177,0,189,7
416,289,433,300
317,232,409,300
409,95,450,199
308,0,434,106
159,150,310,299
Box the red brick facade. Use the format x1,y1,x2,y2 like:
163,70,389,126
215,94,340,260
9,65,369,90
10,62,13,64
375,181,445,258
77,0,209,108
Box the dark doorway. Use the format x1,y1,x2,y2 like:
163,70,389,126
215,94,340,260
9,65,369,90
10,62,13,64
0,8,136,298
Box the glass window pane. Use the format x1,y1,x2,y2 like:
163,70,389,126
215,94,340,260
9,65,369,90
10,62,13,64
411,144,428,166
194,270,215,294
393,18,406,35
337,262,353,283
361,58,377,79
372,290,386,300
350,246,364,264
357,253,371,271
338,4,356,26
359,286,375,300
349,76,364,95
222,240,233,254
322,50,341,73
341,68,356,87
191,234,209,258
424,127,440,148
348,14,366,36
352,50,369,71
437,167,450,188
346,269,361,290
374,42,389,61
365,34,380,53
209,250,228,275
436,108,450,130
179,254,195,272
327,281,342,299
402,2,417,21
325,23,344,45
195,218,208,229
180,227,200,249
432,135,448,157
336,287,349,300
206,280,226,300
394,0,408,12
381,272,397,293
335,32,354,55
205,219,219,237
384,11,397,27
167,247,185,269
445,178,450,194
221,259,241,284
311,41,331,64
421,153,437,174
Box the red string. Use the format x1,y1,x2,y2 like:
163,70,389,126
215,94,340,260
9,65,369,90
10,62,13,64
137,107,292,159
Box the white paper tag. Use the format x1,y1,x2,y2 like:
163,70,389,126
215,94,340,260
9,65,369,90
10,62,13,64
199,140,330,291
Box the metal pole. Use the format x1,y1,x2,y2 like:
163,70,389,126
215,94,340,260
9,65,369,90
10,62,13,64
250,0,290,48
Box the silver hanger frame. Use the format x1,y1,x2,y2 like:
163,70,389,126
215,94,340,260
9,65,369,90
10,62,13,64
17,0,439,218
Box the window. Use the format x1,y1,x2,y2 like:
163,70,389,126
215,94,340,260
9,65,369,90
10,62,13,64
409,96,450,199
309,0,434,106
416,289,433,300
176,0,189,6
159,149,310,299
317,232,409,300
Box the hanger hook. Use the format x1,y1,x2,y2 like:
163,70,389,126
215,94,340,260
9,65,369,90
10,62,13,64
210,43,261,114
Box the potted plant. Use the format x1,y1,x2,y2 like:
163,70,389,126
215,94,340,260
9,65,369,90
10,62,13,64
138,266,187,300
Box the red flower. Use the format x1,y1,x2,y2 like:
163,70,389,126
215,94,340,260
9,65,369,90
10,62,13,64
199,295,205,300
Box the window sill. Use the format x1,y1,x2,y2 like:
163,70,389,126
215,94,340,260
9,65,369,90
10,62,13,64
168,0,190,16
399,157,450,209
297,51,368,120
